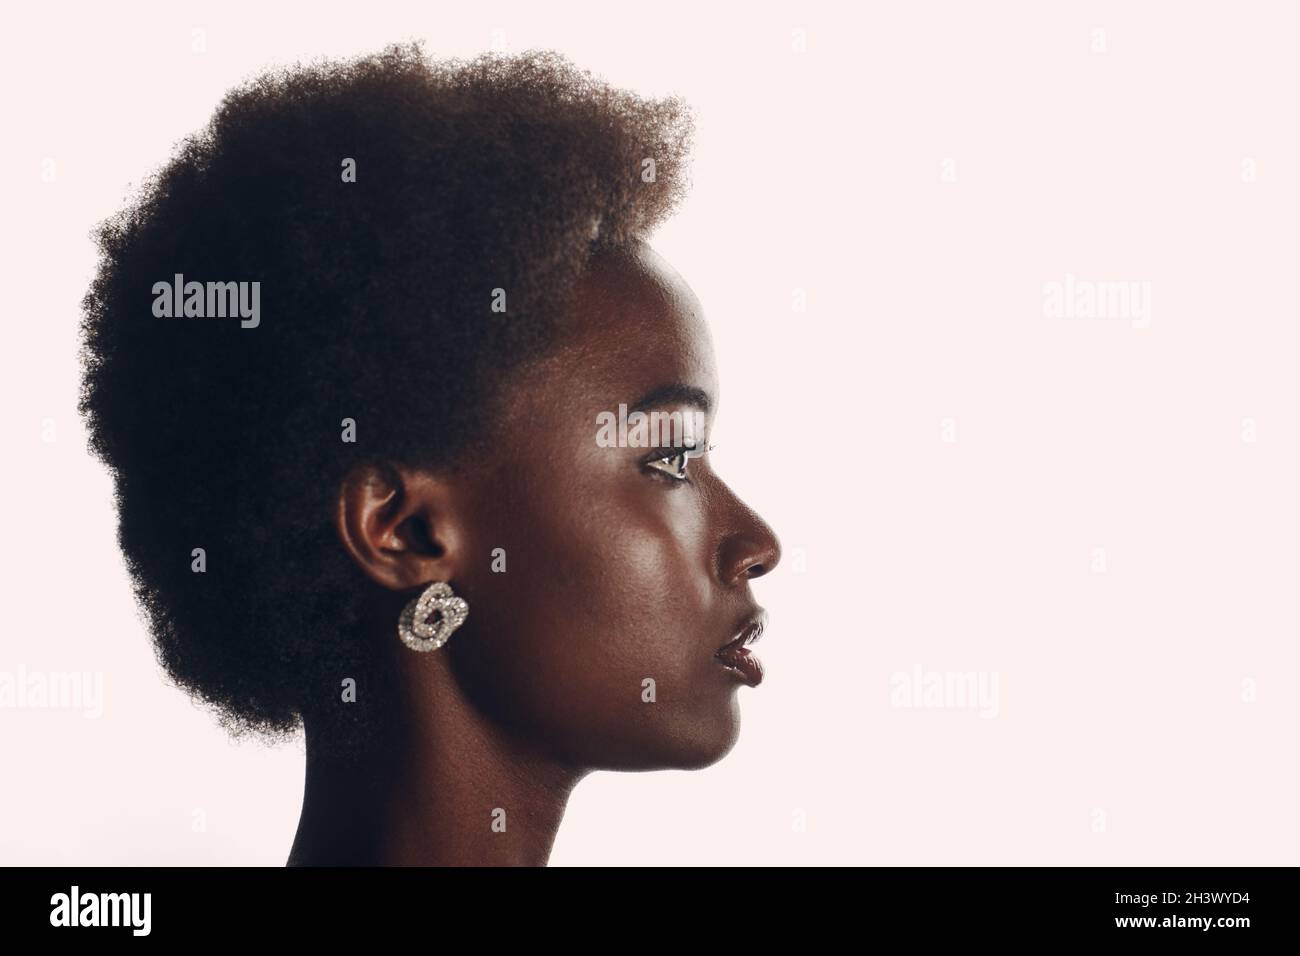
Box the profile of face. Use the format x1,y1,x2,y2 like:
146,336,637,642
74,43,776,862
340,239,781,773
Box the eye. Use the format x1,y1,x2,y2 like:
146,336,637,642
644,442,714,484
646,449,691,482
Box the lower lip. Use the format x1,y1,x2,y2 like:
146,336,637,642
714,645,764,686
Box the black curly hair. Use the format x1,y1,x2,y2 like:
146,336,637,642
78,41,694,757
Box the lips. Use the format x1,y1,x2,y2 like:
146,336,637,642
714,611,767,686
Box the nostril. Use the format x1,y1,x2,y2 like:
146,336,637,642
717,517,782,584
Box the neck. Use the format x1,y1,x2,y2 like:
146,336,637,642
287,657,588,866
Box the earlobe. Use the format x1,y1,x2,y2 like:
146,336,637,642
334,462,463,593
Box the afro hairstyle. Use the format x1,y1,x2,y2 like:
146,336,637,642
78,41,695,758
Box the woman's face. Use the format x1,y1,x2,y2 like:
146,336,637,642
446,240,781,771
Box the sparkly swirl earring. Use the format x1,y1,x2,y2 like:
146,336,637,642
397,581,469,652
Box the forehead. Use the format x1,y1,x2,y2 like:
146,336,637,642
468,241,718,489
497,240,718,424
562,241,716,394
473,241,718,463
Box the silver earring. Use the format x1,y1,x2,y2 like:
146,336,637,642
397,581,469,652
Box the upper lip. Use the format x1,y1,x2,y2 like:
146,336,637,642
716,609,767,654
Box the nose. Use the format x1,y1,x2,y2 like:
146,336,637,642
717,498,782,586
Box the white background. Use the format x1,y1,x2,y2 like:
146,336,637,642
2,0,1297,865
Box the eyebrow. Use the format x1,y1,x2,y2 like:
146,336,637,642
629,383,713,415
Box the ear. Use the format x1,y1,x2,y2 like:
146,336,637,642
334,461,466,593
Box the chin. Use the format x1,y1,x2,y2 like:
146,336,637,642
655,704,745,771
584,693,746,771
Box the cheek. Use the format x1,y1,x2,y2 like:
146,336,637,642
454,479,715,755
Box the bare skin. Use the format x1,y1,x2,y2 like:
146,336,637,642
287,240,781,866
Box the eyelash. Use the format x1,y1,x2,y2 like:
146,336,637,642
643,443,715,485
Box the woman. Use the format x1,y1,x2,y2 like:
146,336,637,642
79,42,781,866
